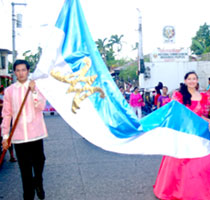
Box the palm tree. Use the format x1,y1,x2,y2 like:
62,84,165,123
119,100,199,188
108,34,124,52
22,46,42,72
95,38,108,63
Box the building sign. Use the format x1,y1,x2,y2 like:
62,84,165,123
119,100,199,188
163,26,175,43
151,48,189,62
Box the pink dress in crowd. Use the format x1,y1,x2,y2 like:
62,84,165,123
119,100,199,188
129,93,144,107
153,91,210,200
129,92,144,119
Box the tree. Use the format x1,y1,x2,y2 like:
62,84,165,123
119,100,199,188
22,46,42,72
95,38,108,63
108,34,124,52
95,34,124,69
119,62,138,83
190,23,210,55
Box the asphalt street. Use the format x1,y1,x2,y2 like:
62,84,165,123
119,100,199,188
0,114,161,200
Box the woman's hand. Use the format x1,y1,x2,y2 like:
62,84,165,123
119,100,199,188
202,116,210,131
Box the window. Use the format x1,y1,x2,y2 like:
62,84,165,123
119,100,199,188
1,56,6,69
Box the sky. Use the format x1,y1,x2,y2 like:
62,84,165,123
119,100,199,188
0,0,210,60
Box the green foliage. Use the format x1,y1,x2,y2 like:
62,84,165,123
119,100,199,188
109,34,124,52
95,34,124,68
8,62,13,74
119,62,138,82
114,58,128,67
22,47,42,72
95,38,107,62
190,23,210,55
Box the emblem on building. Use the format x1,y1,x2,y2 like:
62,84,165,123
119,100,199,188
163,26,175,43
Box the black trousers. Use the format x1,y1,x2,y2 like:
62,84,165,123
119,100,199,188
14,139,45,200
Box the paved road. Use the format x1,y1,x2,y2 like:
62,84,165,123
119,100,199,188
0,114,161,200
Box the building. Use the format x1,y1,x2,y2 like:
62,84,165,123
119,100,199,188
140,60,210,93
0,48,12,87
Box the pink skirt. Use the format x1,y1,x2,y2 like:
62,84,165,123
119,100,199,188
153,155,210,200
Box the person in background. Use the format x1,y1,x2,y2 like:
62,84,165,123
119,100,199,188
2,60,48,200
206,77,210,91
0,86,16,162
119,86,125,98
153,71,210,200
157,82,163,90
157,86,171,108
129,87,144,119
154,86,161,110
0,86,3,156
125,85,131,103
151,90,156,110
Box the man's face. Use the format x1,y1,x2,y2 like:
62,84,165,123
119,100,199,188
14,64,29,83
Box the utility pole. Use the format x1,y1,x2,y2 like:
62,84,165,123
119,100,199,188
11,2,27,82
137,9,145,88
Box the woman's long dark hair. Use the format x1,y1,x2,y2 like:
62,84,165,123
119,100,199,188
155,86,162,95
179,71,198,105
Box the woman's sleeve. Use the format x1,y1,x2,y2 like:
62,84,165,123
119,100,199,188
172,91,183,104
201,92,210,117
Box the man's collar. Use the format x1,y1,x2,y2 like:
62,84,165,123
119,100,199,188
15,80,29,88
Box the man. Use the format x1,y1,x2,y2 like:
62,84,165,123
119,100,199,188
2,60,48,200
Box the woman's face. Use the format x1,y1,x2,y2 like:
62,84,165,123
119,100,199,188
135,88,139,93
184,73,198,89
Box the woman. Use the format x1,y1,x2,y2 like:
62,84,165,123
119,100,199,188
157,86,171,109
154,86,161,110
129,87,144,119
153,71,210,200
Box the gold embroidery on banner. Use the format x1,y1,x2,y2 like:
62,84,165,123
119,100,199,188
50,57,105,113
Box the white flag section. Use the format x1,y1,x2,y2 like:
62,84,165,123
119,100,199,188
32,0,210,158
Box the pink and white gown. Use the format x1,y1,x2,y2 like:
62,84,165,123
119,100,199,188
153,91,210,200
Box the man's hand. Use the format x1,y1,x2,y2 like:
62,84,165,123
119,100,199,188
29,80,36,92
2,139,10,150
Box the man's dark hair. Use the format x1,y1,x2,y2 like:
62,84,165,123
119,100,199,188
13,59,30,71
209,77,210,81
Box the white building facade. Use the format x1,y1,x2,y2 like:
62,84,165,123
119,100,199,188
140,61,210,93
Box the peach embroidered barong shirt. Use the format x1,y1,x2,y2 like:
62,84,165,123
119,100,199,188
2,80,48,143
